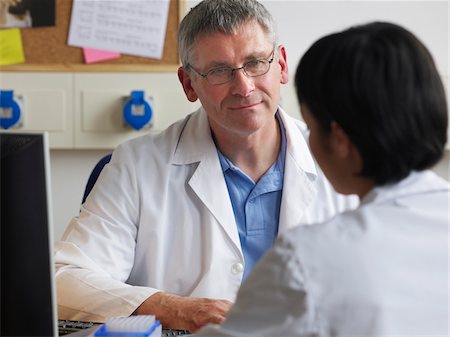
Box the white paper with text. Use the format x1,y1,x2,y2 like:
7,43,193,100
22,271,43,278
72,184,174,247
68,0,170,59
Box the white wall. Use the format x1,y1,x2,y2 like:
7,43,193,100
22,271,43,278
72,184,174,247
264,1,449,118
50,149,110,240
48,1,449,240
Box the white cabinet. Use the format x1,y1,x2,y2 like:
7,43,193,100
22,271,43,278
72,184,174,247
0,73,73,148
1,71,447,150
0,72,199,149
74,73,197,149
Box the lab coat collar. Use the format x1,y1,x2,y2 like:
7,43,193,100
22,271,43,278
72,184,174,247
278,106,318,178
173,107,242,257
277,107,319,232
171,106,320,249
172,107,213,165
361,170,450,206
172,106,319,177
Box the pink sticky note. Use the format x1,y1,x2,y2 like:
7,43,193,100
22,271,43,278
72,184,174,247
83,48,121,64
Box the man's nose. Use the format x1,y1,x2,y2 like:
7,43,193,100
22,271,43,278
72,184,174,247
230,68,255,96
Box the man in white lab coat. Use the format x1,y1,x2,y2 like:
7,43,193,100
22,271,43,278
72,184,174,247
54,0,357,332
196,22,449,336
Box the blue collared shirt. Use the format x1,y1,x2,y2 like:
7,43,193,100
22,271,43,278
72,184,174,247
217,113,286,280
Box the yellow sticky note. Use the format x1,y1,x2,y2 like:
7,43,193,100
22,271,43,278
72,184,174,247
0,28,25,66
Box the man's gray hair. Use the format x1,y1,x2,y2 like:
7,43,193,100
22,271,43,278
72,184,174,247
178,0,278,68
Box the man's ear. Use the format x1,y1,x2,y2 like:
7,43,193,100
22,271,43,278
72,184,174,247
330,121,352,158
277,45,289,85
178,67,198,102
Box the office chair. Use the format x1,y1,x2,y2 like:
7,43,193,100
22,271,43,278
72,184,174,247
82,154,112,203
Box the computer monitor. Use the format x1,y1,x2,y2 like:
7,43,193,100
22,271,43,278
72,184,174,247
1,131,57,336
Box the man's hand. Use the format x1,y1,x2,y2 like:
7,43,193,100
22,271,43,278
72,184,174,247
133,292,233,332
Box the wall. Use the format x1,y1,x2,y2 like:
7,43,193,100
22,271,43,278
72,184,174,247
267,1,449,119
4,1,449,240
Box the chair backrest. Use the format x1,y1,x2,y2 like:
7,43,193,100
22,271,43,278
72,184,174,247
82,154,112,203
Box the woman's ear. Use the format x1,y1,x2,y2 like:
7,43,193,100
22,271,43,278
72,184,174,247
178,67,198,102
330,121,352,159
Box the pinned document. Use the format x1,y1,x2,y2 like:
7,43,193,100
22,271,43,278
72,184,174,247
68,0,170,59
0,28,25,65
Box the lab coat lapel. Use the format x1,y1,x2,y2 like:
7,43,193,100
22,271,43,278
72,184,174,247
173,108,242,257
278,109,318,233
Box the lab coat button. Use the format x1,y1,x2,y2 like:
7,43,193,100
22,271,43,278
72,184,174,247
231,262,244,275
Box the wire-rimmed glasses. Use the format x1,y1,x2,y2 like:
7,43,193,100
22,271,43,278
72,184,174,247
188,49,275,85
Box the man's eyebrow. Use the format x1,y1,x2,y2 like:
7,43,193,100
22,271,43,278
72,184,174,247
204,51,271,70
205,61,230,69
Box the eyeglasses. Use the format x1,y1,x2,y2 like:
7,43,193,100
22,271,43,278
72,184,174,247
188,49,275,85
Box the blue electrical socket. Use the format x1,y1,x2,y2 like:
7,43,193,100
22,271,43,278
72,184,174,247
0,90,23,129
123,90,154,131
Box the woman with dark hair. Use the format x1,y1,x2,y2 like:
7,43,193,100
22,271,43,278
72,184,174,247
197,22,449,337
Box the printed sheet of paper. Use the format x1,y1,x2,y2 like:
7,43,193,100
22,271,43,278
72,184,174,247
0,28,25,65
68,0,170,59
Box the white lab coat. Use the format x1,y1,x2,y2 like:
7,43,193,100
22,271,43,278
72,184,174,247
55,107,357,322
198,170,449,337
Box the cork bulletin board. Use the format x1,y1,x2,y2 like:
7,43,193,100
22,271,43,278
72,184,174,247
0,0,184,72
